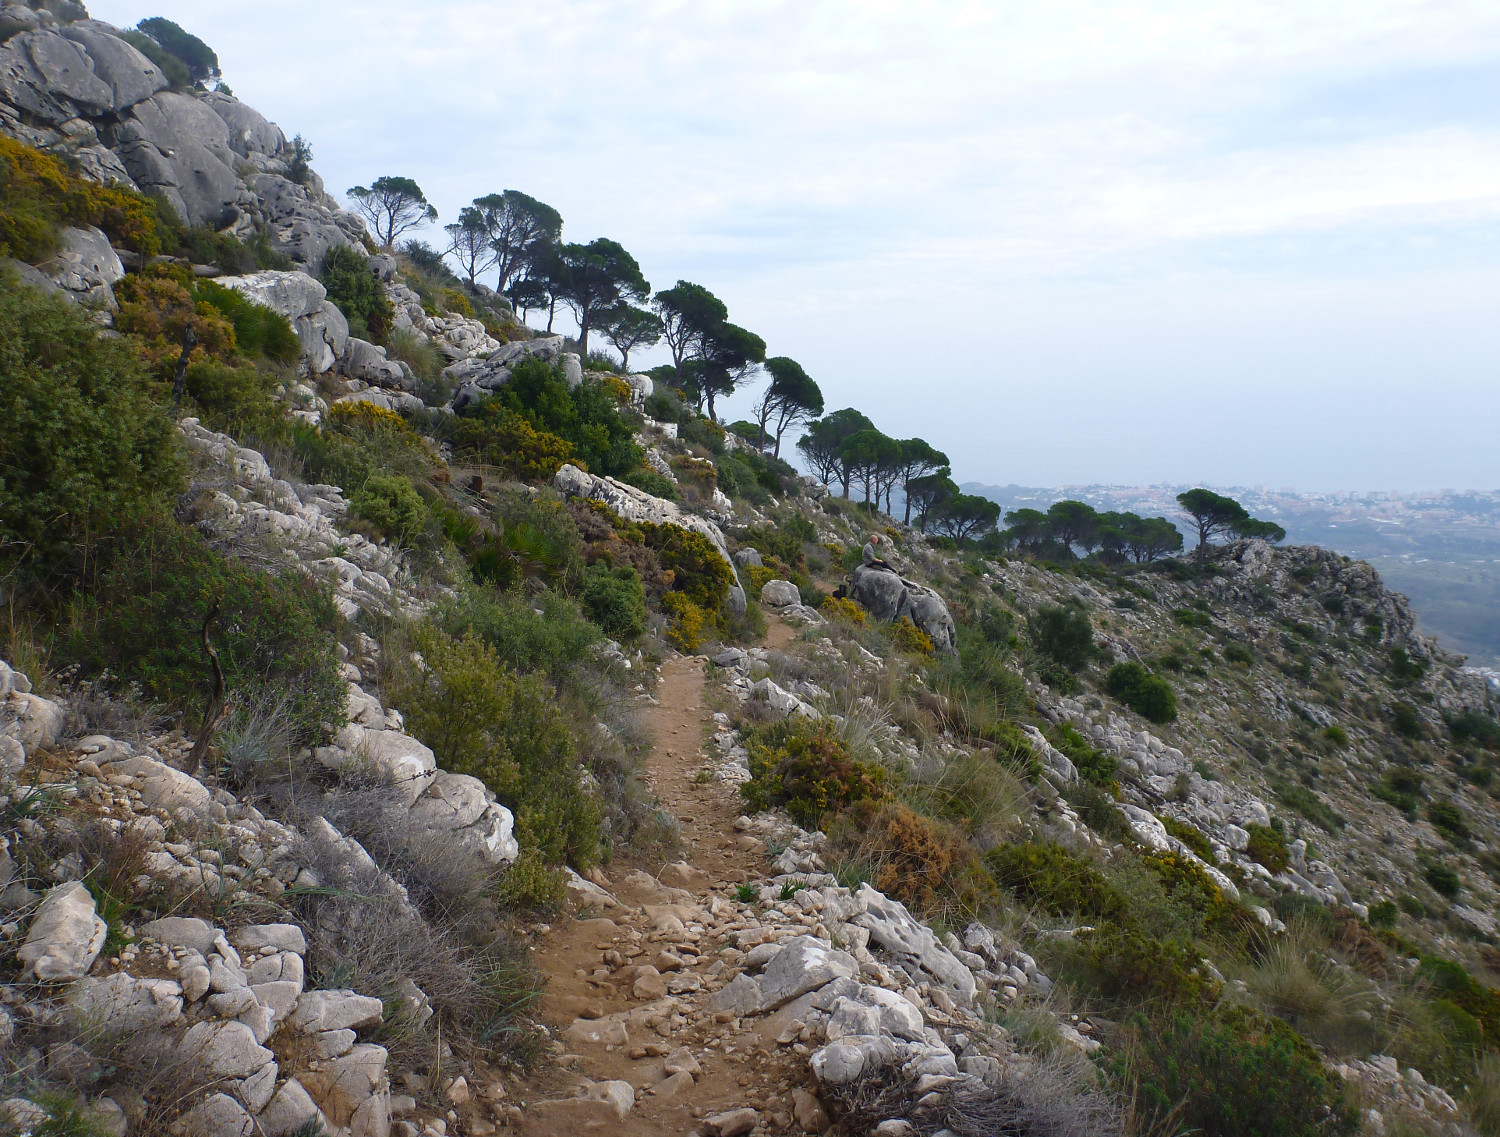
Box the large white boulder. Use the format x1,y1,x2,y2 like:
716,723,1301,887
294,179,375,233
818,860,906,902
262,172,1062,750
407,772,519,867
43,225,124,311
70,973,184,1034
849,565,956,653
853,885,976,1003
18,881,107,982
101,754,212,817
180,1020,275,1080
760,580,801,608
60,23,168,112
324,723,437,806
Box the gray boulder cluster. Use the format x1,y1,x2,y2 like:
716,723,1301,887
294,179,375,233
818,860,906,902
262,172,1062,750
849,565,957,653
177,419,418,622
0,12,365,260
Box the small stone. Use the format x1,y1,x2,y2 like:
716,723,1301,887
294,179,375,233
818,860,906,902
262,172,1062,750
633,967,669,1000
663,1047,701,1078
582,1079,635,1120
703,1108,760,1137
446,1076,470,1104
563,1017,628,1047
654,1070,694,1098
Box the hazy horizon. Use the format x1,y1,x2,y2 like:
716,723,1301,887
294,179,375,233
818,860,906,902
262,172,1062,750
91,0,1500,493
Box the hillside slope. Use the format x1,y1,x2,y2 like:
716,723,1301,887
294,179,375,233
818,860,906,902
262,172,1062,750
2,6,1500,1137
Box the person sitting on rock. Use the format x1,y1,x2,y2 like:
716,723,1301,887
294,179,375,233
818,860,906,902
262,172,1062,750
862,533,896,572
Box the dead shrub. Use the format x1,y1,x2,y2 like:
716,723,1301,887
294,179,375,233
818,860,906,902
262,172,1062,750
825,1054,1121,1137
286,821,543,1074
830,800,999,921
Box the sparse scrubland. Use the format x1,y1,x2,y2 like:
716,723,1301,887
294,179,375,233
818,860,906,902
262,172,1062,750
0,7,1497,1137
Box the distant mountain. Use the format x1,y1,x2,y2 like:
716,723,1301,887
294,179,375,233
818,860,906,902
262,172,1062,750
964,482,1500,668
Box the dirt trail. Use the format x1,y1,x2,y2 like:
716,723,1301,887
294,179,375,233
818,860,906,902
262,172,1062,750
511,622,819,1135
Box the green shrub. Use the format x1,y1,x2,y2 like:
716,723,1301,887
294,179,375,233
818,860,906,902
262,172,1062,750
449,407,575,481
1397,893,1425,918
1105,661,1178,723
322,245,393,342
1076,924,1210,1005
495,847,567,909
621,467,678,500
1390,701,1424,738
1224,643,1254,666
0,135,165,261
1449,711,1500,749
307,401,434,489
1245,823,1289,873
1388,646,1426,685
63,518,344,740
1122,1006,1358,1137
679,416,726,453
1162,816,1213,860
479,358,639,477
985,841,1126,920
1425,864,1461,898
951,631,1031,718
1051,722,1118,787
643,386,687,423
121,28,192,89
183,358,278,431
713,454,766,502
975,605,1016,647
640,522,734,616
1417,956,1500,1044
1323,724,1349,746
136,17,220,86
1173,607,1213,629
194,280,301,362
1367,900,1398,927
172,227,293,274
581,564,645,641
385,327,446,393
741,719,887,827
1029,603,1095,671
1373,766,1424,815
350,474,428,546
1062,780,1132,842
736,516,816,569
1141,849,1232,924
1272,780,1344,830
391,626,601,868
829,799,998,920
1427,800,1469,841
469,521,575,592
890,616,935,655
436,589,600,687
0,273,183,577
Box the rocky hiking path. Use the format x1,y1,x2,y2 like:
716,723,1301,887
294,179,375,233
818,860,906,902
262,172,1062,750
512,620,831,1137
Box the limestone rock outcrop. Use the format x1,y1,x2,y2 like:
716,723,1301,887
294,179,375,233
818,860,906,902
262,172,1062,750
849,565,957,652
0,18,366,263
554,464,748,615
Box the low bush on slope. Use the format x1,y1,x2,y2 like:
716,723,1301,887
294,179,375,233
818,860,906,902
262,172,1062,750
0,271,183,578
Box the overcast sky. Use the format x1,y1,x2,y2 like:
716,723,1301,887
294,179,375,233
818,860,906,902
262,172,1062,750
92,0,1500,492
